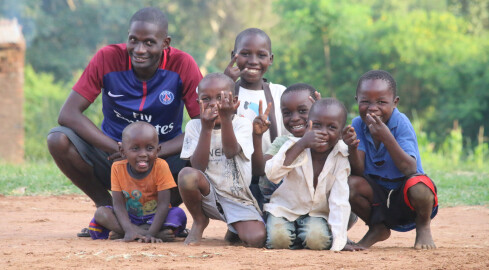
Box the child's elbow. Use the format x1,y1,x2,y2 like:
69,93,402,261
400,163,417,176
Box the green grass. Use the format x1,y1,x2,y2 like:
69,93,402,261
0,161,82,196
429,168,489,207
0,161,487,208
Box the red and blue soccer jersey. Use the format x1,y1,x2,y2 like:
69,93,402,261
73,44,202,143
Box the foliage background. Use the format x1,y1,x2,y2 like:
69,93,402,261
0,0,487,203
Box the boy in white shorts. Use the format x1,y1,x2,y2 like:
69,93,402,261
178,73,266,247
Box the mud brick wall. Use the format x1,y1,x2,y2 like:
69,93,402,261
0,19,25,163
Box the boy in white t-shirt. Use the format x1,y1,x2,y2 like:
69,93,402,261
224,28,288,209
178,73,265,247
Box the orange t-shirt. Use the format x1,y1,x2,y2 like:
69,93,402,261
111,158,176,216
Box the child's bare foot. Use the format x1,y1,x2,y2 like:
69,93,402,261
184,218,209,246
224,229,242,245
414,224,436,250
358,223,391,248
109,231,123,240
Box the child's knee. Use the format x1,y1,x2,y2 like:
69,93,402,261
300,217,332,250
178,167,201,191
407,183,435,207
242,229,266,248
348,176,364,197
266,217,295,249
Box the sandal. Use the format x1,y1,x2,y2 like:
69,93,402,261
77,227,91,237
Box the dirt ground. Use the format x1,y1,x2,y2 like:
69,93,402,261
1,195,488,269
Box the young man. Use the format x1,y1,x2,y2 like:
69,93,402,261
47,7,202,230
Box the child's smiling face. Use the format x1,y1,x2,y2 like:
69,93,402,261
281,90,314,137
308,103,344,154
198,77,234,127
120,124,159,174
356,79,399,124
234,33,273,86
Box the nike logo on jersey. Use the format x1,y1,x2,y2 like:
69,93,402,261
108,91,124,98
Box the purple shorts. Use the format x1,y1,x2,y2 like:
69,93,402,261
89,206,187,240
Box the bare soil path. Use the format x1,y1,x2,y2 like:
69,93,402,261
1,195,488,269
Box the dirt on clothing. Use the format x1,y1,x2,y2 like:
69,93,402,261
1,195,488,269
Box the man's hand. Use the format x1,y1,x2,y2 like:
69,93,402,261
217,91,240,120
342,125,360,149
224,54,247,82
253,100,272,136
200,100,218,130
365,113,390,142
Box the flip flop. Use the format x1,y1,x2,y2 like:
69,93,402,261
77,227,91,237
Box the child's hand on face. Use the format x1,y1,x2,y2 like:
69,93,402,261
366,113,390,141
252,100,272,136
224,54,248,82
299,121,328,149
217,91,240,120
342,125,360,148
200,100,218,130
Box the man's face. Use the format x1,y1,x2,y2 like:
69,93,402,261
127,21,169,81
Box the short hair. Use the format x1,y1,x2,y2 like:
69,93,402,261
198,73,236,94
282,83,318,102
234,28,272,53
122,121,156,142
356,70,397,97
310,98,348,128
129,7,168,33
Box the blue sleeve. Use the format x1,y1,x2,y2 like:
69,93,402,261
394,117,419,159
351,117,366,152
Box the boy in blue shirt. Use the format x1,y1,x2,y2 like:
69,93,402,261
344,70,438,250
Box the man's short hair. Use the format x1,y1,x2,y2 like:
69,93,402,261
129,7,168,33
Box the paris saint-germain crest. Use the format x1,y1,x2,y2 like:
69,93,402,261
159,90,174,105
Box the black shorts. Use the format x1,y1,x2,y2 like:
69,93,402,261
49,126,188,189
365,174,438,232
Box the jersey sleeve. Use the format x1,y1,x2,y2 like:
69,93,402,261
234,117,254,160
180,120,201,159
72,47,109,103
394,117,419,159
154,159,177,191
